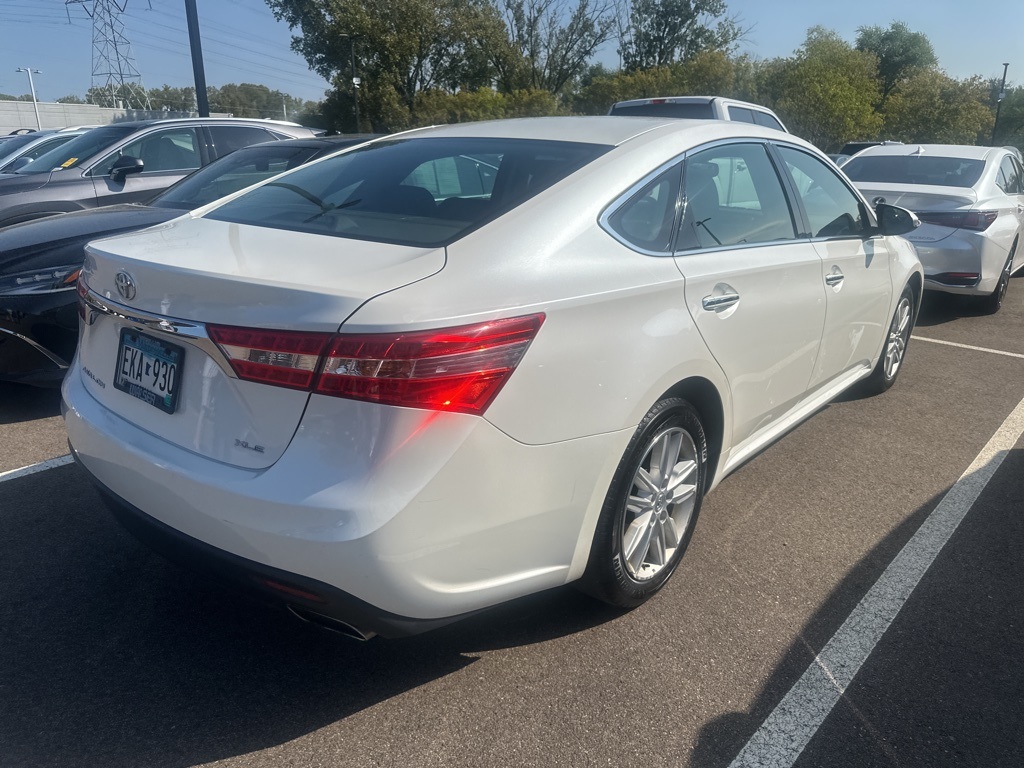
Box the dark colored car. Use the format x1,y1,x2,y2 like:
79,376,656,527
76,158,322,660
0,118,317,228
0,134,378,386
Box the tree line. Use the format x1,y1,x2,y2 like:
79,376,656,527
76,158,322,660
264,0,1021,151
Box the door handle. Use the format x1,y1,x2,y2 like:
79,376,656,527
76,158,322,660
701,293,740,311
825,272,845,287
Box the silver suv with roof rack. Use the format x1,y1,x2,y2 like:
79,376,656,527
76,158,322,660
608,96,787,133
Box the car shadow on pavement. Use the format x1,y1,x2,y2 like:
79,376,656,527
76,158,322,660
0,463,623,768
915,290,994,327
689,448,1024,767
0,382,63,426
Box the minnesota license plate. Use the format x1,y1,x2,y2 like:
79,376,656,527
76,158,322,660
113,329,184,414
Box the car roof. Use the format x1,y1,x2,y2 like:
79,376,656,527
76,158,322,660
853,144,1002,161
392,116,792,146
81,117,311,130
610,95,769,109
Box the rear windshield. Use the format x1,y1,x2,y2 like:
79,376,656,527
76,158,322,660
842,155,985,188
609,102,714,119
205,137,610,247
153,144,321,210
16,124,138,174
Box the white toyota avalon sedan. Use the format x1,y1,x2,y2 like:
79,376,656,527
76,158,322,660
844,143,1024,313
63,117,923,639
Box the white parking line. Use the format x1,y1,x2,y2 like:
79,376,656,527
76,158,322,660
729,393,1024,768
0,454,74,484
912,335,1024,360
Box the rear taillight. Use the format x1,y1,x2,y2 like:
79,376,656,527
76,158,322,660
208,325,331,390
208,314,545,414
317,314,545,415
915,210,999,231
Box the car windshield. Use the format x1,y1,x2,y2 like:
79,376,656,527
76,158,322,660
153,144,321,210
842,155,986,188
610,102,714,118
204,137,611,247
16,124,137,174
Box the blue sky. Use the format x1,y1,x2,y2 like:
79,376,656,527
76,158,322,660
1,0,1021,105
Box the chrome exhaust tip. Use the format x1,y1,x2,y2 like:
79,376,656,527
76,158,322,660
287,604,376,641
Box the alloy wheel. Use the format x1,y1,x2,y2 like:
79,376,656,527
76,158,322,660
884,296,912,380
621,427,700,581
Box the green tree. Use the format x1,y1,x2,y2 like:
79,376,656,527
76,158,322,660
883,71,993,144
771,27,882,151
56,94,87,104
619,0,741,72
991,81,1023,147
490,0,617,95
856,21,937,104
267,0,506,131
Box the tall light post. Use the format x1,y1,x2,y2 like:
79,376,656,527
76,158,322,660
992,62,1010,145
15,67,42,130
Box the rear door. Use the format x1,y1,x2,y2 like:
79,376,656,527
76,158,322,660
774,144,893,390
673,141,826,447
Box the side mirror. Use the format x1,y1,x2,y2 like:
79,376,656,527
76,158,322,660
876,203,919,236
110,155,144,182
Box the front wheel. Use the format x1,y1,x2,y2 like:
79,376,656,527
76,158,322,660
579,398,707,608
860,286,914,396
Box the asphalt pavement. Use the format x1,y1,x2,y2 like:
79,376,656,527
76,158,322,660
1,280,1022,768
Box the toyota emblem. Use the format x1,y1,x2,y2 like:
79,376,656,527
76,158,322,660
115,271,137,301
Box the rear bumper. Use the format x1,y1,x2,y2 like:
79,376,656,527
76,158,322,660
75,454,459,638
62,362,628,629
914,230,1010,296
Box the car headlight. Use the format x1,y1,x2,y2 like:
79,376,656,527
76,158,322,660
0,265,82,296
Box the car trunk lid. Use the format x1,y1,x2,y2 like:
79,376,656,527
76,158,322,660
855,183,979,243
77,216,445,469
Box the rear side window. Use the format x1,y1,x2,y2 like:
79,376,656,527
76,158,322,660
753,111,785,131
205,137,610,247
610,102,714,119
997,156,1022,194
605,166,681,253
843,155,985,188
209,125,278,157
677,143,796,250
728,107,756,124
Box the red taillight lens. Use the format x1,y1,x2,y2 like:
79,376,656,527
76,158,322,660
316,314,545,414
208,324,332,390
916,210,998,231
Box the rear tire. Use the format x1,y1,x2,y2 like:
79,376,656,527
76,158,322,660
861,286,914,396
979,240,1016,315
579,398,707,608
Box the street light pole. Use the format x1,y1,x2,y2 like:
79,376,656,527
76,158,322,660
349,38,360,132
15,67,42,131
992,62,1010,145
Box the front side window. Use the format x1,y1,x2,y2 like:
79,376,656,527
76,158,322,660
95,128,202,175
205,137,609,247
777,146,870,238
677,143,797,251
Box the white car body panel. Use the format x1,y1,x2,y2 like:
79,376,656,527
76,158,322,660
63,117,923,634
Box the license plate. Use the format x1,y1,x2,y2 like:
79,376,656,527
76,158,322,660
113,329,184,414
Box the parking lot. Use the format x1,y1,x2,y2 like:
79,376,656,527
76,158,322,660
2,282,1023,767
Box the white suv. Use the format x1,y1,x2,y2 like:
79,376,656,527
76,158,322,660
608,96,788,133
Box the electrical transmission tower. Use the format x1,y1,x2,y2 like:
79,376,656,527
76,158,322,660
66,0,151,109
